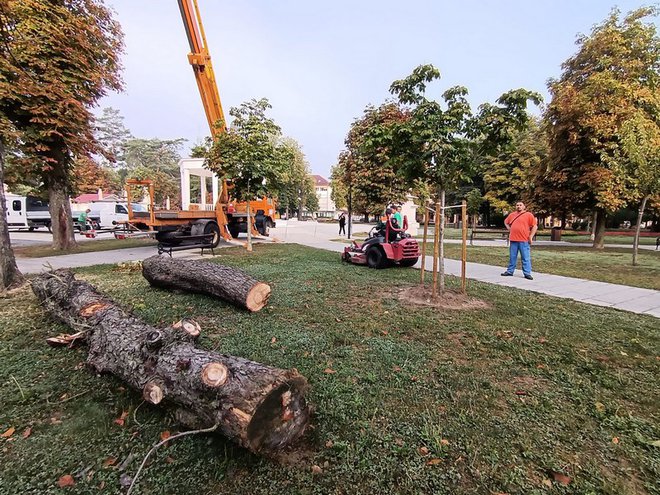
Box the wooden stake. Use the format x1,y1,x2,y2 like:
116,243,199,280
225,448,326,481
420,205,429,286
432,201,440,299
439,191,446,295
461,200,467,294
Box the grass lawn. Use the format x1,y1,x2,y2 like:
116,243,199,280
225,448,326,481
14,238,156,258
438,244,660,291
0,244,658,495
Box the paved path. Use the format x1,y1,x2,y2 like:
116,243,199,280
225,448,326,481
12,219,660,318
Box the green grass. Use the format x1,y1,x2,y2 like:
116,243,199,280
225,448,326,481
1,244,658,494
435,244,660,290
14,238,156,258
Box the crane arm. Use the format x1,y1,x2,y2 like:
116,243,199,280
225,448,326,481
177,0,226,136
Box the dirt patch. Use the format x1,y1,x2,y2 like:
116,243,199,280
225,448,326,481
397,286,491,310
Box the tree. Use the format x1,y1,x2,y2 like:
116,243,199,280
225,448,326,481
544,7,660,248
276,138,316,219
329,165,348,210
334,103,411,221
389,65,474,295
619,114,660,265
389,65,540,295
206,98,290,251
482,118,549,214
0,0,124,250
71,156,121,195
94,107,132,168
0,142,24,291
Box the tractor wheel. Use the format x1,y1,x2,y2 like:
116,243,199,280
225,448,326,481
367,247,386,269
204,222,221,247
399,257,419,268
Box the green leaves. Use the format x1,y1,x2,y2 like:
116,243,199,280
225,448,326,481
206,98,289,202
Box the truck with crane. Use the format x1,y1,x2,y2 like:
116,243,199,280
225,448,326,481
124,0,275,248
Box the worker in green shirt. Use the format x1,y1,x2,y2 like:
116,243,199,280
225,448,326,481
77,208,92,231
392,205,403,229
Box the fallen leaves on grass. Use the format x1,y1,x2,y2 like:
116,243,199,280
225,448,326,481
1,427,15,438
22,427,32,439
114,411,129,426
323,368,336,374
550,471,571,485
311,465,323,475
57,474,75,487
612,437,620,444
160,430,171,444
426,458,442,465
419,446,429,455
102,457,117,468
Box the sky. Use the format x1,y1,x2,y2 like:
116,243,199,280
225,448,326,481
100,1,656,178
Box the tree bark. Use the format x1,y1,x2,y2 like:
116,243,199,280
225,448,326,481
0,142,24,291
31,270,310,453
142,256,271,312
46,156,76,250
592,208,607,249
632,195,649,266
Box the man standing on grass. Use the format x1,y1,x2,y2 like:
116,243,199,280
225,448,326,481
501,201,538,280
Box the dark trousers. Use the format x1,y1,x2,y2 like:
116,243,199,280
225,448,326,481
339,224,346,235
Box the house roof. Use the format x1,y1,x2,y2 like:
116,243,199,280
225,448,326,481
72,192,121,203
73,193,100,203
312,175,330,187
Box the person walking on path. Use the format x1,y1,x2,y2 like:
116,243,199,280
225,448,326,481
501,201,538,280
338,212,346,235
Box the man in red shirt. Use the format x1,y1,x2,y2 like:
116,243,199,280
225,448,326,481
501,201,538,280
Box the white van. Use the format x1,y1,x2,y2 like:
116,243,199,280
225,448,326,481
86,201,149,229
5,194,51,230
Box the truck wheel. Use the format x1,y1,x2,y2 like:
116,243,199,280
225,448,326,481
367,247,386,269
204,222,221,247
156,231,182,246
399,257,419,267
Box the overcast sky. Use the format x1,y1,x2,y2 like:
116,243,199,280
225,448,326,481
100,1,656,178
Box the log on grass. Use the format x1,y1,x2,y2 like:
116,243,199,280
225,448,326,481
142,256,271,312
31,270,310,453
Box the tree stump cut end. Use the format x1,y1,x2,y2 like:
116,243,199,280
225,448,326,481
202,362,229,387
247,376,310,452
246,283,271,312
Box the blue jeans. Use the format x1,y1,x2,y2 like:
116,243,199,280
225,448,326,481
505,241,532,276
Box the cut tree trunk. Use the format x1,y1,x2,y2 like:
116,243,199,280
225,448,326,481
31,270,310,453
0,142,24,291
142,256,271,312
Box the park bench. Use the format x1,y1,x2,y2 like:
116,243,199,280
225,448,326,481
470,228,509,245
157,233,216,257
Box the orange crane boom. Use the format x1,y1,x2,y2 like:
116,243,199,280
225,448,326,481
177,0,226,136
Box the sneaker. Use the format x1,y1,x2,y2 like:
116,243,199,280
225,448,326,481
524,274,534,280
501,272,513,276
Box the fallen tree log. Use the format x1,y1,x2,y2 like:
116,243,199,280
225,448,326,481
142,256,271,312
32,270,310,453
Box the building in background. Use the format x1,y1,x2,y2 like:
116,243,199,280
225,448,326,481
311,175,337,218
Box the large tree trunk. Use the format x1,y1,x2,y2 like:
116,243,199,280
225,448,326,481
142,256,271,312
47,156,76,250
0,142,24,291
592,208,607,249
31,270,310,453
632,195,649,266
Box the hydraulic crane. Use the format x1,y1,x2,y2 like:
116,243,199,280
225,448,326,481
124,0,275,247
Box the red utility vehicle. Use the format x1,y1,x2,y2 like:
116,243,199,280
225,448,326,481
342,213,420,269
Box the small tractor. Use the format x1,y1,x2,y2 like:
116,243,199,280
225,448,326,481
342,213,420,269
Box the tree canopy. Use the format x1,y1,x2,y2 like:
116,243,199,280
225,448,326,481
0,0,124,249
544,7,660,246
